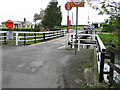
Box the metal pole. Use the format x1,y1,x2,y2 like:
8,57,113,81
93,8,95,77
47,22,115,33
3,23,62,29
75,7,78,54
66,6,69,48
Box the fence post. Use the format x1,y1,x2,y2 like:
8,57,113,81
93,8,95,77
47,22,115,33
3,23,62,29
99,51,105,82
49,32,50,39
4,33,6,43
16,32,18,46
62,30,64,36
43,33,45,41
53,32,54,39
24,33,26,46
109,45,115,80
57,31,58,38
60,30,62,37
34,33,36,44
63,30,64,36
63,30,65,36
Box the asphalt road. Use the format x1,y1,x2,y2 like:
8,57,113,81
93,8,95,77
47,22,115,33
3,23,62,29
2,36,94,88
2,36,72,88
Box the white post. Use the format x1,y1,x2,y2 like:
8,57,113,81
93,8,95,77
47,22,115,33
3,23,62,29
93,34,95,41
66,33,69,48
16,32,18,46
72,34,75,48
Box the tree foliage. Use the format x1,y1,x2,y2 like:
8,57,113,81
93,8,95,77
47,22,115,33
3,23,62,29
33,8,45,23
41,2,62,30
86,0,120,16
86,0,120,48
33,8,45,28
86,0,120,31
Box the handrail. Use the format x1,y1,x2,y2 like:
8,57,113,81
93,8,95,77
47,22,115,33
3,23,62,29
96,35,106,53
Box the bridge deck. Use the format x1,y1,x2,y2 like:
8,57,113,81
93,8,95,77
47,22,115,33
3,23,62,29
2,36,94,88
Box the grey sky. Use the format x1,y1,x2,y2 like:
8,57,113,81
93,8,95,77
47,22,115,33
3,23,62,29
0,0,110,25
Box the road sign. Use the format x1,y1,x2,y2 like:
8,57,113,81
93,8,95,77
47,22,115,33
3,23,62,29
7,31,14,40
65,2,72,11
5,20,14,28
71,0,84,7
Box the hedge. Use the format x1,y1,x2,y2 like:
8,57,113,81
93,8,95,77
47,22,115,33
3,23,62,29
2,28,41,32
2,28,62,32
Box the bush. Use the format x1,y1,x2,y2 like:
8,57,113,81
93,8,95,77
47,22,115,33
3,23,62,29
2,28,40,32
102,24,114,32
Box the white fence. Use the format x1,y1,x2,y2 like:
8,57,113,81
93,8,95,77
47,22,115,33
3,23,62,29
68,33,96,51
0,30,66,45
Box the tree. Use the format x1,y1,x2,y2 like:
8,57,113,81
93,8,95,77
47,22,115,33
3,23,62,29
33,13,39,23
86,0,120,31
86,0,120,48
33,8,45,28
86,0,120,16
41,1,62,30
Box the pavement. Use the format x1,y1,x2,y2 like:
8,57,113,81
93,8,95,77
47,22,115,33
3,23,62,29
2,36,94,88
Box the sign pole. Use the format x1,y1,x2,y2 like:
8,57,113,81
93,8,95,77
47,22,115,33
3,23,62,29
65,1,72,48
67,8,69,47
75,7,78,54
67,8,69,33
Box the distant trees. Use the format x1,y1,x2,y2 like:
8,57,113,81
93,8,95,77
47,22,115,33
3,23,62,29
41,2,62,30
33,8,45,28
86,0,120,32
86,0,120,48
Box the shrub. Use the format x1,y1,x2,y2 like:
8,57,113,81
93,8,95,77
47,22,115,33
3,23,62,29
2,28,40,32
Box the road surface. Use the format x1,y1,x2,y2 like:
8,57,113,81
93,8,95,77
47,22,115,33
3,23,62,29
2,36,94,88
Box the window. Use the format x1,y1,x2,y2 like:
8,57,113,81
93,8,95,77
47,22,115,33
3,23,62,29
23,25,25,28
27,25,29,28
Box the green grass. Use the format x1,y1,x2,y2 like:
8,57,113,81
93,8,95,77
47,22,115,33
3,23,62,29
94,28,101,32
98,33,118,49
77,59,93,72
61,25,85,30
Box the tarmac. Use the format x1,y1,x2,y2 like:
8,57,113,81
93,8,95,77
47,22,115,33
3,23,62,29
2,36,94,88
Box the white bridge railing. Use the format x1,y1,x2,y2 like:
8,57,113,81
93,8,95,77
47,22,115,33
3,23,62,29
68,33,96,50
68,32,107,83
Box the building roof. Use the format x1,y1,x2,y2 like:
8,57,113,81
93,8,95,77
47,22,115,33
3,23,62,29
1,21,32,25
22,21,32,24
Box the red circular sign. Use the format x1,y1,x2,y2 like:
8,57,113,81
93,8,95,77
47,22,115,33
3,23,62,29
65,2,72,11
5,20,14,28
72,0,83,6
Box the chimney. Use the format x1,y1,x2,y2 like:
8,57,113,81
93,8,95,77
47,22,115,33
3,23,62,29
24,18,26,22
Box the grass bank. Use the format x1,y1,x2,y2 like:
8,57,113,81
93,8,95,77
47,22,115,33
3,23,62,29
98,33,118,49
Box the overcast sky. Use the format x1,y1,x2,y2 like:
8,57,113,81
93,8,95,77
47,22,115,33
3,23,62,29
0,0,110,25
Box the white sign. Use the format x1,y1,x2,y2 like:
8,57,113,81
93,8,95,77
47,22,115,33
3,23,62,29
7,31,14,40
72,0,83,5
